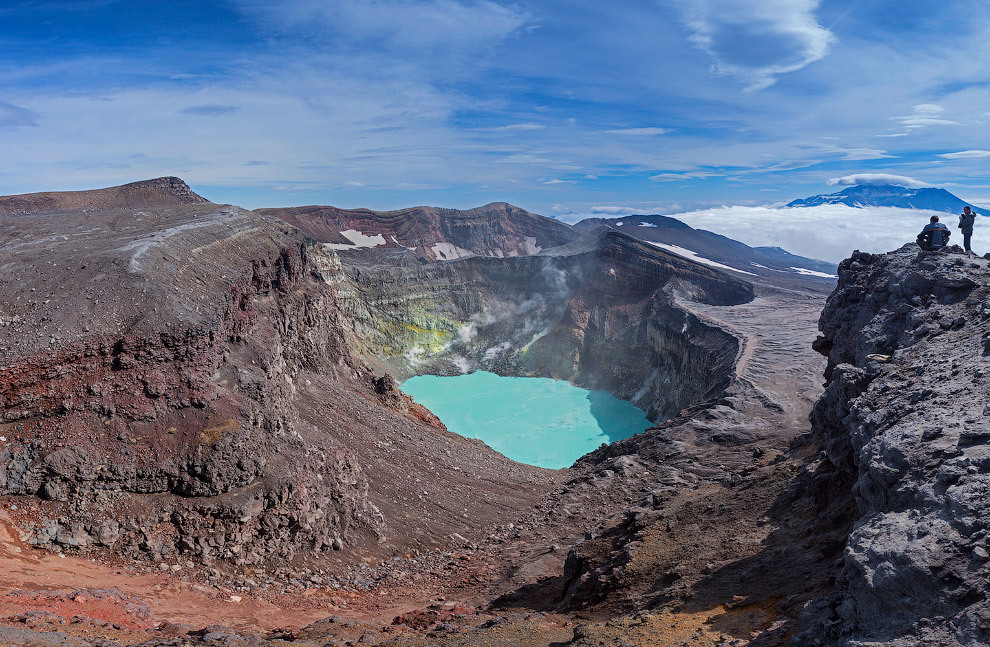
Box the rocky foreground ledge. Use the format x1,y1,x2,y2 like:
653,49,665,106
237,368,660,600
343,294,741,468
799,244,990,646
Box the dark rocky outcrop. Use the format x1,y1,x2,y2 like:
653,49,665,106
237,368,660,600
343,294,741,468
797,244,990,646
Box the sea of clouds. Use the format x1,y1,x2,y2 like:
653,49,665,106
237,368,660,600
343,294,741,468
661,204,990,264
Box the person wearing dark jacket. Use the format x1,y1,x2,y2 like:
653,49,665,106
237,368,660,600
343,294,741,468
959,206,976,253
917,215,951,251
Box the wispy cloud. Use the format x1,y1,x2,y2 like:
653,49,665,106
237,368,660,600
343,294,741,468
180,104,240,116
938,150,990,159
895,104,961,129
233,0,531,55
651,170,720,182
496,153,553,164
490,123,545,131
591,205,641,215
604,127,671,135
0,100,39,127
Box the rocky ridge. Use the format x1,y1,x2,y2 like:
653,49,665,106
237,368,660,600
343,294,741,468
796,244,990,646
258,201,578,261
0,177,208,215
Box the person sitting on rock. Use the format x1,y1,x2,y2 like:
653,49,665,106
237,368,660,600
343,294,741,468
917,215,951,251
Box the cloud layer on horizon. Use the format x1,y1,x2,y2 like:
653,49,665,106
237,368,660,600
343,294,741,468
665,204,990,263
0,0,989,215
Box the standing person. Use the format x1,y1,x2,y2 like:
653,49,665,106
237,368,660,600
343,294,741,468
917,215,951,251
959,206,976,254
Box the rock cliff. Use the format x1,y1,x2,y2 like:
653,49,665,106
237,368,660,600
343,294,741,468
798,244,990,646
0,192,552,571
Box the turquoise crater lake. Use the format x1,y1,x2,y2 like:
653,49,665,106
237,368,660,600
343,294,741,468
400,371,652,469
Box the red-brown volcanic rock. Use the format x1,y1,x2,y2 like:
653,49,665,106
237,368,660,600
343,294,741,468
258,201,578,260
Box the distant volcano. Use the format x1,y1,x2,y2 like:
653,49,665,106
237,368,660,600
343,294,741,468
787,184,988,216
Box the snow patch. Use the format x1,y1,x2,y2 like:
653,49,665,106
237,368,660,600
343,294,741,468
432,242,474,261
615,221,624,226
647,242,757,276
789,266,837,279
639,221,658,228
325,230,387,250
391,235,415,250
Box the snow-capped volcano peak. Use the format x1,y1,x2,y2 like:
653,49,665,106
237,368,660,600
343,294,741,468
787,184,988,216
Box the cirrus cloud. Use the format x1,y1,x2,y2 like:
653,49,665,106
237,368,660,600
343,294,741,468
938,150,990,159
0,100,39,128
604,127,672,135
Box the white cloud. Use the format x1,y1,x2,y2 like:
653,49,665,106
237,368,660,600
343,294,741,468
840,148,894,160
894,103,961,129
938,150,990,159
591,205,640,215
491,123,545,131
650,170,719,182
496,153,552,164
827,173,931,188
234,0,531,53
669,204,984,263
670,0,834,90
604,127,671,135
584,174,599,180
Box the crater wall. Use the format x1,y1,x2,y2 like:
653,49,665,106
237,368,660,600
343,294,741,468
335,230,750,422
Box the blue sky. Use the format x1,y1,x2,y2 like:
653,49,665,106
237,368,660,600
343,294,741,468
1,0,988,221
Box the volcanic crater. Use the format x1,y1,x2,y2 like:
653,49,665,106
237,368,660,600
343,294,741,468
5,177,973,646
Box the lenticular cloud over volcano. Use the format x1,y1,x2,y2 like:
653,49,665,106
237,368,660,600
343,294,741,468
826,174,932,189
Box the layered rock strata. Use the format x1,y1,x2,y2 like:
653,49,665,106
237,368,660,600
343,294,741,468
258,201,578,261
